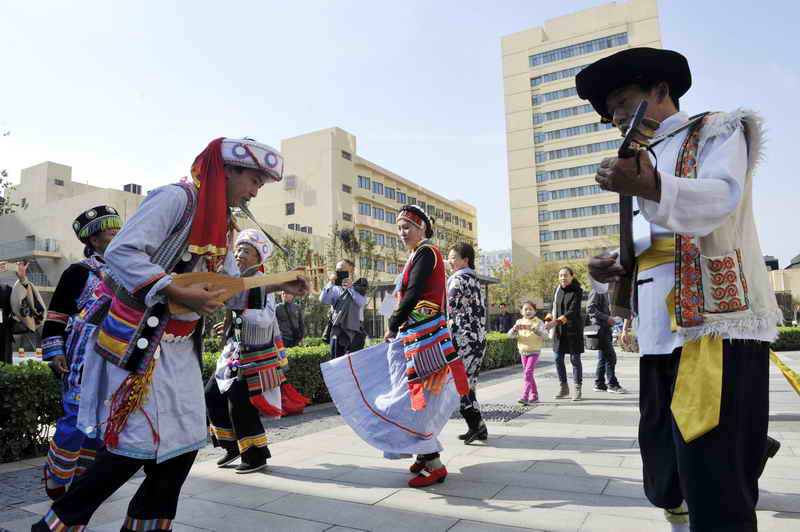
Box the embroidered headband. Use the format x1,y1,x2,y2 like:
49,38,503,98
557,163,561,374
72,205,123,244
398,205,434,238
235,228,274,264
220,138,284,183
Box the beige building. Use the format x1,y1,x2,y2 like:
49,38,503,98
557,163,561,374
501,0,661,268
0,162,145,300
248,127,478,282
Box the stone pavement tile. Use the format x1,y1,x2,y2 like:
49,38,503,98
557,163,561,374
473,434,561,451
448,520,543,532
552,438,638,452
445,454,537,474
458,466,607,495
601,479,647,501
0,508,36,527
492,485,657,521
259,493,457,531
324,527,368,532
579,512,662,531
0,463,34,475
527,461,642,482
22,482,140,518
470,446,627,468
376,488,588,531
0,512,39,532
172,498,329,532
755,512,800,532
333,468,506,500
619,455,643,469
757,487,800,514
192,483,291,509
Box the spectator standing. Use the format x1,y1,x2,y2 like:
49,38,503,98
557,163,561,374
587,286,627,394
320,259,368,357
276,292,305,347
545,266,585,401
493,303,514,333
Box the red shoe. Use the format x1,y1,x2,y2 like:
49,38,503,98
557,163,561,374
409,460,426,474
408,466,447,488
42,465,66,501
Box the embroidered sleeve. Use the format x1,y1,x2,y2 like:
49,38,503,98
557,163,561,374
389,246,436,332
104,185,189,296
41,264,90,360
640,125,747,237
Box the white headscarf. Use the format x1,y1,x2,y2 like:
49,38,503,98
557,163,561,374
235,229,274,264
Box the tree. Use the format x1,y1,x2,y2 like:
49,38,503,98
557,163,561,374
0,169,20,216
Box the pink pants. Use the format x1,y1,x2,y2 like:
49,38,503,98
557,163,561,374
520,352,540,401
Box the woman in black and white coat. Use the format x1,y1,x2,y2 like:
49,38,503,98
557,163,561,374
446,243,488,444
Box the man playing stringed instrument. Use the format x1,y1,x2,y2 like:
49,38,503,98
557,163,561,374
579,48,782,532
34,138,307,532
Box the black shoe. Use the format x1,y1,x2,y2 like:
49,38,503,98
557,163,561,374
463,423,488,445
758,436,781,477
216,449,240,468
235,461,267,474
458,432,469,440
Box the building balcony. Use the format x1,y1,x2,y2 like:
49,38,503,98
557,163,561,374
0,238,62,262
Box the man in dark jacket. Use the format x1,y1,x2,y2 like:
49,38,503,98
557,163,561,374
587,288,626,393
275,292,304,348
493,303,514,333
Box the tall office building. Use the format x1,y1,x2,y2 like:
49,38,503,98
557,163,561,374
248,127,478,283
502,0,661,267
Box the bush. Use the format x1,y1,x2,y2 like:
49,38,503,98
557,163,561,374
773,327,800,351
300,337,325,347
482,333,520,370
0,361,62,463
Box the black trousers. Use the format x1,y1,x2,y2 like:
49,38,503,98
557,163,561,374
639,340,769,532
594,333,619,388
33,448,197,531
555,351,583,385
205,376,270,465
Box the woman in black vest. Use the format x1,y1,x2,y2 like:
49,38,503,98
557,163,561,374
545,267,585,401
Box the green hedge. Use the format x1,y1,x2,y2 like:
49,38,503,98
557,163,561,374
773,327,800,351
0,361,63,463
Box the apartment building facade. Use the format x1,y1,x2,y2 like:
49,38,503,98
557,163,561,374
501,0,661,267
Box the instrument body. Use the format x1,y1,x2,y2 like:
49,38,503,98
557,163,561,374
168,270,303,315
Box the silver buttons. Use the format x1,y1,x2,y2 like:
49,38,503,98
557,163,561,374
235,317,243,325
136,338,149,349
147,316,159,328
182,252,192,262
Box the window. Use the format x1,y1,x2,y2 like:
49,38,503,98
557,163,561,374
461,219,466,228
300,226,313,234
542,248,594,261
531,87,578,105
359,256,371,270
388,263,398,274
539,223,620,242
285,202,295,215
533,103,594,125
537,183,605,202
287,223,300,231
534,121,615,144
372,181,384,195
397,191,406,203
530,64,588,87
529,33,628,67
407,196,417,205
341,150,352,160
468,222,473,231
372,206,385,221
342,212,353,221
374,234,385,247
418,200,426,211
537,202,618,221
342,184,352,193
54,178,65,186
385,187,396,200
358,202,371,215
359,229,373,242
374,259,385,272
536,163,601,183
20,198,28,208
358,175,371,189
388,236,397,249
386,211,396,224
436,208,443,218
426,204,436,216
535,138,622,164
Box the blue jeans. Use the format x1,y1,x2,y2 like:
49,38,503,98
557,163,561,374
594,333,619,389
555,351,582,385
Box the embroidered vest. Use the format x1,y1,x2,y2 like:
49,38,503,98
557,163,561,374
95,182,199,374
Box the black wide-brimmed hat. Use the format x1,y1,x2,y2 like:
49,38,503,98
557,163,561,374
575,47,691,122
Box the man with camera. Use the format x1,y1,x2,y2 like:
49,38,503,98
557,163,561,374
320,259,368,358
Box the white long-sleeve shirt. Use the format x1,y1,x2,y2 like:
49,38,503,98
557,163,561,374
633,111,774,355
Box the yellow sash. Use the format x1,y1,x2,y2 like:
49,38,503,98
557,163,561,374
638,238,722,442
771,350,800,396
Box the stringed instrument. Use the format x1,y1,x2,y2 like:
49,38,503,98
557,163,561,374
168,270,305,315
608,99,660,318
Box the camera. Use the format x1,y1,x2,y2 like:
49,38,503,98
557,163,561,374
334,270,349,286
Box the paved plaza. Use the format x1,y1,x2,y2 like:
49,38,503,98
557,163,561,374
1,350,798,531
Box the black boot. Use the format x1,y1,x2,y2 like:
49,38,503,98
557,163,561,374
758,435,781,477
216,448,240,467
460,408,487,444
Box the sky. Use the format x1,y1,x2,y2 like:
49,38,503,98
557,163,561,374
1,0,798,266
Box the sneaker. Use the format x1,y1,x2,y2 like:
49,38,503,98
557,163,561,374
216,450,240,468
608,386,628,394
235,461,267,474
517,398,528,405
593,385,607,392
